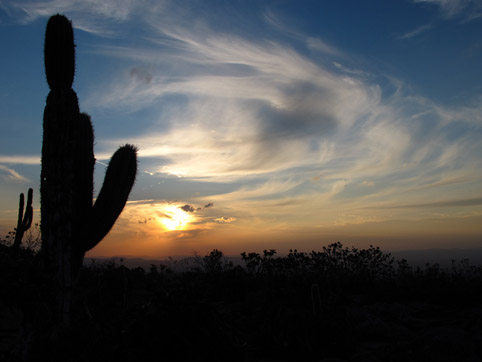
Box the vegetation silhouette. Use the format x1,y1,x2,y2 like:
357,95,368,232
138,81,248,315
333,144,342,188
2,235,482,361
40,14,137,325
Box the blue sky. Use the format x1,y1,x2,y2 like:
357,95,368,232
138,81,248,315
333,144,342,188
1,0,482,257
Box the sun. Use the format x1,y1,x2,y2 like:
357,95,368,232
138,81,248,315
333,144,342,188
159,205,193,231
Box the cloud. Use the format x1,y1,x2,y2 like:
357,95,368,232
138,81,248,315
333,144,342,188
1,0,160,35
414,0,482,21
401,1,482,40
214,216,236,223
362,196,482,209
203,203,214,209
334,214,387,227
264,8,341,57
0,155,40,165
332,62,369,77
0,165,30,183
88,22,381,182
305,37,340,56
397,23,433,39
208,179,301,202
361,181,375,187
130,67,153,84
330,180,348,197
179,204,195,213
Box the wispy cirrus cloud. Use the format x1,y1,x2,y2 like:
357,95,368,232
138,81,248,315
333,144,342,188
77,4,482,229
1,0,160,35
414,0,482,21
399,0,482,40
87,25,382,182
361,196,482,210
397,23,433,39
0,155,40,165
0,165,30,183
264,8,341,57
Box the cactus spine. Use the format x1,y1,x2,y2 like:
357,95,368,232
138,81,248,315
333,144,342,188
13,188,33,249
40,14,137,323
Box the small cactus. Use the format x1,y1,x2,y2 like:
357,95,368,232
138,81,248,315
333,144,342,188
12,188,33,249
40,14,138,323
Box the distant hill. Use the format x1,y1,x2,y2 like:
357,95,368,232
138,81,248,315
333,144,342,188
391,248,482,268
85,247,482,271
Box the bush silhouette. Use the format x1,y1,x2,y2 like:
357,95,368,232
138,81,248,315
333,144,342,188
2,241,482,361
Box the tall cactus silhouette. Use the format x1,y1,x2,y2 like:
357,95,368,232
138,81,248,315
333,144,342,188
40,14,137,323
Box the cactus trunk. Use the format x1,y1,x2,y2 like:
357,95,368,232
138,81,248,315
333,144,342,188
40,14,137,324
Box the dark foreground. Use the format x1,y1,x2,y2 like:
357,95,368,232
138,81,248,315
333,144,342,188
1,243,482,361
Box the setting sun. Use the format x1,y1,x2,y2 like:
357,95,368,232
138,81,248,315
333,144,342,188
158,205,193,231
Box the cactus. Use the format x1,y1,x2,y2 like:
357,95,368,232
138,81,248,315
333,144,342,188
40,14,137,323
12,188,33,249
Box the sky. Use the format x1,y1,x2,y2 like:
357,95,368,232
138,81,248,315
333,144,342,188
0,0,481,258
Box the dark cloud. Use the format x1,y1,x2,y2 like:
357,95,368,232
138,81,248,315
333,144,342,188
156,211,171,219
254,81,338,141
204,202,214,208
180,204,195,213
130,67,153,84
138,217,155,224
217,83,339,174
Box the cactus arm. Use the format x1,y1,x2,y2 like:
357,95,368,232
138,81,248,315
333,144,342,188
13,192,25,248
84,144,138,252
17,193,25,228
23,188,33,231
